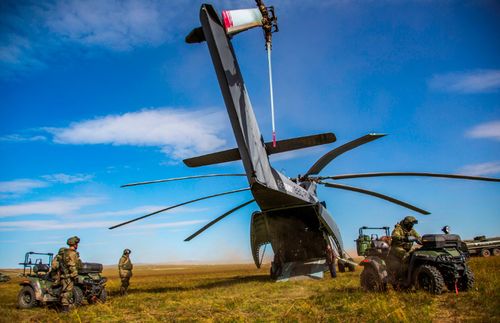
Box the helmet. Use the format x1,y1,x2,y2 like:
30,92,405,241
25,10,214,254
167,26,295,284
67,236,80,246
402,216,418,230
402,216,418,225
123,249,131,255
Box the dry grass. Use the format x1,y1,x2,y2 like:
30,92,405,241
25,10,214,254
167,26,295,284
0,257,498,322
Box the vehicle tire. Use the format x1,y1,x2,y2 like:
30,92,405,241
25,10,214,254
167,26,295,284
480,249,491,257
492,248,500,257
338,261,346,273
415,265,445,295
70,286,84,306
360,266,387,292
347,258,356,272
99,288,107,303
17,285,38,309
458,268,475,291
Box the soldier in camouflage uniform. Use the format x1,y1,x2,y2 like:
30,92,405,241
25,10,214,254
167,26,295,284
325,244,337,278
388,216,420,278
60,236,81,312
118,249,133,296
50,247,66,287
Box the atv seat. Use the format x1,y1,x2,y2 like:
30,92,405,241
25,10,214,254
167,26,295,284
371,240,390,250
33,264,50,274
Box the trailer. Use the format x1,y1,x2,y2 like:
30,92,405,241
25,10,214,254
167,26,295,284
464,236,500,257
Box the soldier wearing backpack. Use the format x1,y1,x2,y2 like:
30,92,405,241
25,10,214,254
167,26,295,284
118,249,133,296
59,236,81,312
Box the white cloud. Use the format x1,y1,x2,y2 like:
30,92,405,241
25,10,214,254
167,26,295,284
0,0,186,76
82,205,209,219
46,108,227,159
0,197,103,218
466,120,500,141
41,0,179,51
0,134,47,142
460,161,500,176
42,173,94,184
0,179,48,196
0,219,206,232
429,70,500,93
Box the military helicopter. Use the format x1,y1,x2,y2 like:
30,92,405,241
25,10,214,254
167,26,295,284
110,1,500,280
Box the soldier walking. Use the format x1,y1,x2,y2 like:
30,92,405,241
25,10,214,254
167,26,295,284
118,249,133,296
59,236,81,312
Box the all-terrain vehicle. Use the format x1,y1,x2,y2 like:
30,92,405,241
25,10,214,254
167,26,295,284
360,234,474,294
17,251,108,309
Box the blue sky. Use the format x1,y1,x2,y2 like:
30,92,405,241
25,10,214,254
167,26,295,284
0,0,499,268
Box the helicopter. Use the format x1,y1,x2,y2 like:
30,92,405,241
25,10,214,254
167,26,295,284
110,1,500,280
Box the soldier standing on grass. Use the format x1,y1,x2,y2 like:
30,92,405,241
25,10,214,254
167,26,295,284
60,236,81,313
118,249,133,296
325,244,337,278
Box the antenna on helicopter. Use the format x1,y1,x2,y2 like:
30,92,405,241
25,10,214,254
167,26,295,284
256,0,279,147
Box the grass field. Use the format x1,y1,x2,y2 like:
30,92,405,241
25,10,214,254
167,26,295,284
0,257,499,322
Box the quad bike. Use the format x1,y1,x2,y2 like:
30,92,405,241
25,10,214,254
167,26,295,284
17,252,108,309
359,234,474,294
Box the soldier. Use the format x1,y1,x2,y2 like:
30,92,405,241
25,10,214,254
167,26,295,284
118,249,133,296
389,216,420,278
50,247,66,287
325,244,337,278
59,236,81,312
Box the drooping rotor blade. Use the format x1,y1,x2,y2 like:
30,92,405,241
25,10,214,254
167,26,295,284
320,172,500,182
109,187,250,230
121,174,246,188
304,133,386,177
184,199,255,242
321,181,430,215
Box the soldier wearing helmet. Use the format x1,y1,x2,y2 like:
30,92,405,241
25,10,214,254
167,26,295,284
390,216,421,260
59,236,81,312
118,249,133,296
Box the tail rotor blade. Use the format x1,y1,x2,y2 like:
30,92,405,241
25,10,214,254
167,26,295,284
321,181,430,215
184,199,255,241
305,133,386,177
321,172,500,182
121,173,246,188
109,187,250,230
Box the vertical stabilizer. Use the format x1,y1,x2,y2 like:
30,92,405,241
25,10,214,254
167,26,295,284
199,4,277,189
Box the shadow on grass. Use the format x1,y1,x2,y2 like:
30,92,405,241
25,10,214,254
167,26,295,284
127,275,272,294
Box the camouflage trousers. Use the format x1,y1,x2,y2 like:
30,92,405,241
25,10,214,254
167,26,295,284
119,270,132,294
60,278,74,306
388,247,411,279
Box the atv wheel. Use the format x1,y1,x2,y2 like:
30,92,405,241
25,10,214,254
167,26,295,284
492,248,500,257
360,266,387,292
70,286,84,306
338,261,346,273
88,288,107,304
415,265,444,295
347,258,356,272
458,268,475,291
99,288,107,303
480,249,491,257
18,286,37,309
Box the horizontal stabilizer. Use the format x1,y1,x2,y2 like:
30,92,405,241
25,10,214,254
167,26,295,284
183,132,336,167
